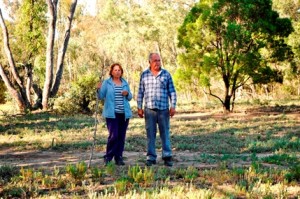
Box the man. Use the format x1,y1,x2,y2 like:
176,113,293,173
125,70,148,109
137,53,177,167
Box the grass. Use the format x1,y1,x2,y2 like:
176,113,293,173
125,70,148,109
0,99,300,198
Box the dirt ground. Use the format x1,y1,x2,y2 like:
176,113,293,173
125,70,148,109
0,147,280,170
0,107,299,170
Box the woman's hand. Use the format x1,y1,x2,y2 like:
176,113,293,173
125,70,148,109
121,90,128,96
96,82,102,89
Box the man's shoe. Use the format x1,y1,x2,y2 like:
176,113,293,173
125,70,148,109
146,160,156,166
115,157,125,166
163,157,173,167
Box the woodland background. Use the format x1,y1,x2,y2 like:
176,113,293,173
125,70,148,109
0,1,300,198
0,0,299,114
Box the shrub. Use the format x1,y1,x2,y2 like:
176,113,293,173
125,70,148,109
127,165,154,186
0,165,20,183
91,167,105,184
54,74,100,114
66,161,87,184
285,165,300,182
0,81,6,104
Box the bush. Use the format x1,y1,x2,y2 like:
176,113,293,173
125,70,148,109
0,81,6,104
0,165,20,183
54,74,101,114
285,165,300,182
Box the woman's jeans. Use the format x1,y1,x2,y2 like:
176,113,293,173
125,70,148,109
145,108,172,161
105,113,129,161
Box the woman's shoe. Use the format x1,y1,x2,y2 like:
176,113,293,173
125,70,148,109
104,157,112,166
115,157,125,166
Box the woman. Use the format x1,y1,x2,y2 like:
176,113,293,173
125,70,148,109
97,63,132,166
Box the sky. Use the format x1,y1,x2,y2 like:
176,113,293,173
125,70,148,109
78,0,97,15
0,0,97,19
0,0,8,19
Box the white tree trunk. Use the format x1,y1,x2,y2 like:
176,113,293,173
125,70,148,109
51,0,78,97
42,0,58,110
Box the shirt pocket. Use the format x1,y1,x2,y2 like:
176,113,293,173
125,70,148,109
159,77,167,89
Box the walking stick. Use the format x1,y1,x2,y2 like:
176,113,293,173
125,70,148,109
88,90,100,168
88,64,106,168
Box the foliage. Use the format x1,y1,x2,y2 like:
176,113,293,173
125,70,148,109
67,0,196,104
90,166,105,183
177,0,294,111
13,0,47,63
262,154,300,166
0,102,300,197
0,165,20,183
127,165,154,186
0,80,6,104
54,74,99,114
114,177,130,194
0,0,77,112
66,161,87,184
105,161,116,176
183,166,199,182
1,186,25,198
285,165,300,182
19,167,34,184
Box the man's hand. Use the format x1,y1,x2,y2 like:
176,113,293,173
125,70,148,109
138,109,144,118
170,107,176,117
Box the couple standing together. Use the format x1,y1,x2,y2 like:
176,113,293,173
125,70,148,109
97,53,177,167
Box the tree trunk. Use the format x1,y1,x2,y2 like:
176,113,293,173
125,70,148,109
42,0,58,110
223,95,231,112
0,64,26,111
25,64,33,105
51,0,77,97
1,1,77,112
0,10,23,90
0,9,31,111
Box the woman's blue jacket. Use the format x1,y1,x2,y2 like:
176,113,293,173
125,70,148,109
97,77,132,119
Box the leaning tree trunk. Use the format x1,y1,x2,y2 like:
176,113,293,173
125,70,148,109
42,0,58,110
0,65,26,111
51,0,78,97
0,9,30,111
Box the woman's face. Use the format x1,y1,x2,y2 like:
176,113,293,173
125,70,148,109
111,65,122,78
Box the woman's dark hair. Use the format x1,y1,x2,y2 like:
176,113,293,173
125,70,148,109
109,63,123,77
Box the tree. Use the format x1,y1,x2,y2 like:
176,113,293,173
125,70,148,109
177,0,294,111
273,0,300,96
0,0,78,112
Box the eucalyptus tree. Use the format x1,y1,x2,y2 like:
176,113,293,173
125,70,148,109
273,0,300,96
177,0,293,111
0,0,78,112
92,0,195,93
143,0,196,72
62,0,195,106
0,0,47,110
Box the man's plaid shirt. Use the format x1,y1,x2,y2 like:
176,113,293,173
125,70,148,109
137,68,177,110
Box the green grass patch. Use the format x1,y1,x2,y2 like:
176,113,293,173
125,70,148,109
0,102,300,198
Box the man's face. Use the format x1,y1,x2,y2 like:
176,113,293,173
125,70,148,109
149,54,161,72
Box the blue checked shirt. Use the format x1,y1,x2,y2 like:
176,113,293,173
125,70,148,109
137,68,177,110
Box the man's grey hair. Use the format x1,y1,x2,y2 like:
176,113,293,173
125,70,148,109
148,53,159,61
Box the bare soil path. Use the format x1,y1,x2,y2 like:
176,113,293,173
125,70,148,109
0,148,280,169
